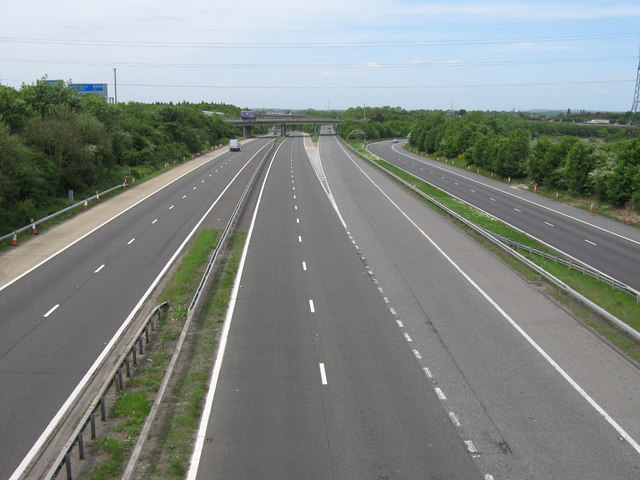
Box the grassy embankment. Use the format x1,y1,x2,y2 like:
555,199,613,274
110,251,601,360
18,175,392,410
348,140,640,363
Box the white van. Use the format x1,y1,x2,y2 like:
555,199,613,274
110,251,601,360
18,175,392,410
229,139,240,151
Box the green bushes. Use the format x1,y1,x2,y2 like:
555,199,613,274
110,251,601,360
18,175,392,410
0,79,238,234
409,111,640,208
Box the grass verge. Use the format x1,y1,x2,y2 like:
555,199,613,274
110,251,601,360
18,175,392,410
147,231,246,478
87,229,219,480
347,140,640,362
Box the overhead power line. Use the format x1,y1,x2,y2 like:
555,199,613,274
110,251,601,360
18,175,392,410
91,79,636,89
0,32,636,49
0,56,634,69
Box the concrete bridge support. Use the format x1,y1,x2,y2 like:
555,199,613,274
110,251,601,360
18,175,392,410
242,125,252,137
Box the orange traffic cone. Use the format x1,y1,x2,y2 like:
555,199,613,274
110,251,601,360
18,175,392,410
95,191,101,202
10,231,18,246
589,203,595,211
84,200,89,210
31,219,38,235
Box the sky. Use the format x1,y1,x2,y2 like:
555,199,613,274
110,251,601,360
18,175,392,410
1,0,639,112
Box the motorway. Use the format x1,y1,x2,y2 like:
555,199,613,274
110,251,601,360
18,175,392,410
189,132,640,479
368,140,640,292
2,129,640,479
0,137,273,479
189,135,479,479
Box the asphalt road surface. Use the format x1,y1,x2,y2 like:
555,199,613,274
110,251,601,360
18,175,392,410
190,135,482,479
315,133,640,479
367,140,640,292
0,138,272,479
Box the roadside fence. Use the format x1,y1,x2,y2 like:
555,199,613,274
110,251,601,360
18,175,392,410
1,183,125,246
352,140,640,342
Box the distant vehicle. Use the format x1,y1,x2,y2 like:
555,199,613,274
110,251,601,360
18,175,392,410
240,111,256,120
229,139,240,151
392,138,398,143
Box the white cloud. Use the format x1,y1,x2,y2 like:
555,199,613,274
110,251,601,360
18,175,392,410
391,2,640,21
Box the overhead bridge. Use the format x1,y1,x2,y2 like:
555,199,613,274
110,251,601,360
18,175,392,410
224,117,341,137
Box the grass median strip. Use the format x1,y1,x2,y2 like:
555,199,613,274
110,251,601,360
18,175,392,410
347,140,640,363
88,228,220,479
145,230,246,478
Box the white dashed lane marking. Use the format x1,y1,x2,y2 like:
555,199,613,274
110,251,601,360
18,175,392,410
94,264,105,274
585,239,597,246
464,440,478,453
319,363,328,385
435,388,447,401
449,412,461,426
43,304,60,318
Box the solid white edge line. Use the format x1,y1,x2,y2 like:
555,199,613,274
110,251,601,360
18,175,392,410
314,136,348,229
9,141,274,480
319,363,328,385
387,142,640,246
186,139,285,480
372,143,630,294
339,138,640,456
0,146,250,293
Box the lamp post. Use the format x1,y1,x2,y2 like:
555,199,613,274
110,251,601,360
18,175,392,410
113,68,118,103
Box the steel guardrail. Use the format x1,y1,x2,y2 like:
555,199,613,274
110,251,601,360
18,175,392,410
13,141,275,480
0,183,126,244
346,139,640,341
121,138,277,480
41,302,170,480
480,228,640,301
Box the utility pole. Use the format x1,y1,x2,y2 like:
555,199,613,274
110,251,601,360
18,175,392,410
113,68,118,103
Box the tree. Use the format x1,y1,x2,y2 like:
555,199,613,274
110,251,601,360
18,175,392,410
491,128,529,178
603,138,640,206
20,78,81,117
528,136,552,183
562,142,595,194
26,108,109,191
0,85,33,133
